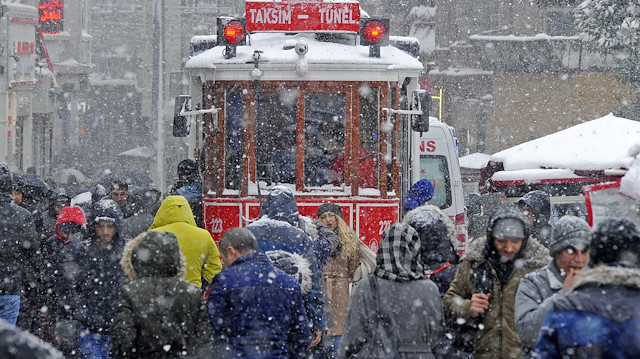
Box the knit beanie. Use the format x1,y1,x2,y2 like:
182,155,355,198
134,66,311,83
317,202,343,219
549,215,591,257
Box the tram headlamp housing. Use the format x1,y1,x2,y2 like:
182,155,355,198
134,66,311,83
217,17,247,59
360,17,389,58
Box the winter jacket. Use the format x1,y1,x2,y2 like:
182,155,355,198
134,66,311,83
339,224,445,359
323,247,360,336
403,204,460,296
149,195,221,288
40,207,87,317
0,192,38,296
175,183,203,228
58,200,127,335
518,191,552,248
443,205,550,359
112,231,213,358
247,186,325,331
0,319,63,359
207,252,311,358
515,261,566,358
533,266,640,358
298,215,340,272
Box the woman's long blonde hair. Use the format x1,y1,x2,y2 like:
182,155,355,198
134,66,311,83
335,215,359,259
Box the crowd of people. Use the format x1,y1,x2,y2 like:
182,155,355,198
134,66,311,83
0,160,639,359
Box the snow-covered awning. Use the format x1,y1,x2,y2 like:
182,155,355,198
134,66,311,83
491,114,640,172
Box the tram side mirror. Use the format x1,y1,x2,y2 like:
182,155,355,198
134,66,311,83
173,95,191,137
410,90,430,133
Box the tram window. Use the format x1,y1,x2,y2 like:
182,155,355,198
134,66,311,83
225,87,244,190
304,93,346,187
419,155,452,209
256,91,297,186
359,86,379,189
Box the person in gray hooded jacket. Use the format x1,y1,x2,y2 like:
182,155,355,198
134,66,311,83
339,223,444,359
514,215,591,358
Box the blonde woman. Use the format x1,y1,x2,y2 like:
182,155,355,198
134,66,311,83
317,202,362,358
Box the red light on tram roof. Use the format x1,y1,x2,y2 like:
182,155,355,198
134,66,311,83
362,20,387,44
224,20,246,45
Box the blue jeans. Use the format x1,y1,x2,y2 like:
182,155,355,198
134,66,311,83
0,295,20,325
79,329,112,359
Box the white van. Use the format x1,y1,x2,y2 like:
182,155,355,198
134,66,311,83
410,118,467,252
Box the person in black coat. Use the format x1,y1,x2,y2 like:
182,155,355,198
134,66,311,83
0,320,63,359
0,164,38,327
56,199,127,358
518,190,552,248
113,231,213,358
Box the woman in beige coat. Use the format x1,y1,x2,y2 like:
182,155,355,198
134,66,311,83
318,202,362,357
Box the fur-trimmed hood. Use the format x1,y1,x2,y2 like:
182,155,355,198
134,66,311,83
121,231,186,281
403,204,459,253
461,235,550,270
265,249,312,294
553,265,640,324
571,265,640,292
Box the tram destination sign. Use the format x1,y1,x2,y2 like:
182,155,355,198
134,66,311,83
246,0,360,33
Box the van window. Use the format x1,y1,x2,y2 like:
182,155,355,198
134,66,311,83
419,154,452,209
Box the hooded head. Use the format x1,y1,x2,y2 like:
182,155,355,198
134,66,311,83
89,199,123,242
518,190,551,226
549,215,591,257
149,195,197,229
374,223,425,282
177,159,201,183
485,203,531,262
0,164,12,193
55,206,87,242
403,204,458,265
259,185,299,226
590,218,640,268
121,231,186,281
403,179,434,213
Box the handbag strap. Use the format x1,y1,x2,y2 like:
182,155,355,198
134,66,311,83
369,275,381,320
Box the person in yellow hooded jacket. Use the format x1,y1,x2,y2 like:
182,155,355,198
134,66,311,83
148,195,222,289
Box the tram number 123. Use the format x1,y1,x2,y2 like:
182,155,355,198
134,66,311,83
378,220,392,235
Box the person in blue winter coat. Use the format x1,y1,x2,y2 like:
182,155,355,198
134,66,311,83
207,227,311,358
56,199,127,358
403,179,434,215
533,218,640,358
247,185,325,348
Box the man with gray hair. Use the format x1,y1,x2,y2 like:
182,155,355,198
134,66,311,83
515,215,591,358
207,227,311,358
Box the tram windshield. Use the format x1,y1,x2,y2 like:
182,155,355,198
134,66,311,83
223,84,385,193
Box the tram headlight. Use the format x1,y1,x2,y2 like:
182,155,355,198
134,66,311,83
360,17,389,58
217,17,247,59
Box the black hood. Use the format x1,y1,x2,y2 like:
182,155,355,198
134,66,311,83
259,185,299,226
486,203,531,243
518,190,551,226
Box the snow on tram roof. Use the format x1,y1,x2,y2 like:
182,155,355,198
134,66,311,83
185,32,423,71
